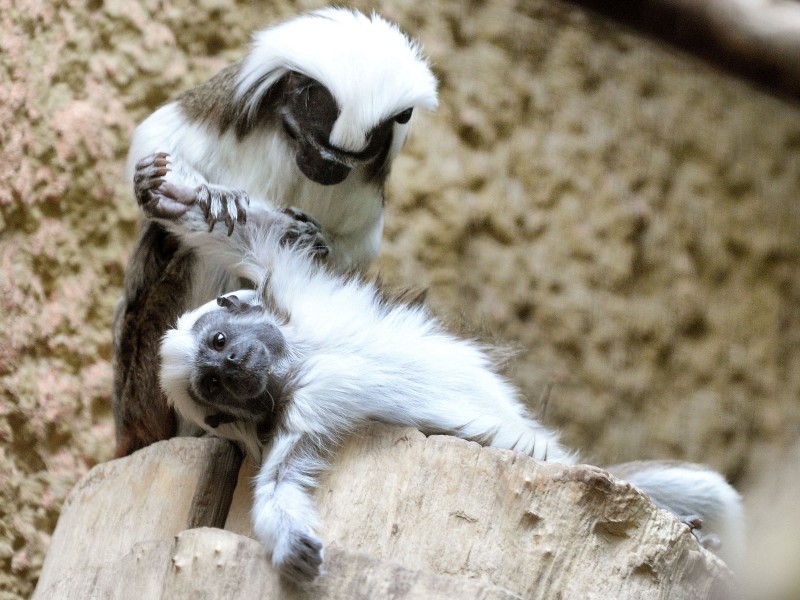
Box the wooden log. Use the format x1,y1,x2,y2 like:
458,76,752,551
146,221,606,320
226,425,733,600
33,540,172,600
34,437,242,598
164,528,518,600
35,527,518,600
37,426,733,598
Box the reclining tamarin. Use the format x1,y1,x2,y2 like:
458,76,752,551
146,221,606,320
149,170,744,581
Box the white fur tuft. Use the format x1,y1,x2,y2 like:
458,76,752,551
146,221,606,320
237,8,438,153
159,327,205,435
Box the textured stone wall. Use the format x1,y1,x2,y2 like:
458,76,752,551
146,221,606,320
1,0,799,597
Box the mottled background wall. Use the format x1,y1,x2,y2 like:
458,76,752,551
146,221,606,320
1,0,799,598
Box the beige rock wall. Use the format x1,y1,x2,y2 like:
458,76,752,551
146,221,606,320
1,0,799,598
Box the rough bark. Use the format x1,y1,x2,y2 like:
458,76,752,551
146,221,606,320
34,437,242,596
36,528,519,600
35,426,732,599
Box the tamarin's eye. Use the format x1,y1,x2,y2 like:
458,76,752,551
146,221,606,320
394,108,413,124
211,332,226,351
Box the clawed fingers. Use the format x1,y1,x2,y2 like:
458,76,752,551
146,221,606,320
133,155,248,232
134,152,171,211
281,206,323,229
134,151,170,171
134,153,171,185
133,152,201,219
279,207,330,260
278,532,324,583
681,515,704,531
195,184,249,236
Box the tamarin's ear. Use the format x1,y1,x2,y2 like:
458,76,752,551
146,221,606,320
217,294,240,310
216,294,261,315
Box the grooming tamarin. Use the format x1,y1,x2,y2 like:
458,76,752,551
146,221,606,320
112,8,438,457
150,178,743,581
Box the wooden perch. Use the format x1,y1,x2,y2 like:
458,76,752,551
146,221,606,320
34,426,733,599
563,0,800,102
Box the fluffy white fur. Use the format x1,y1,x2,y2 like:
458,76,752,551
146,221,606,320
159,213,745,579
127,7,437,274
147,9,744,568
237,8,439,153
128,8,438,456
159,224,573,581
161,226,575,464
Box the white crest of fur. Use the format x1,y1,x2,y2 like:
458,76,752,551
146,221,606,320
236,7,438,152
158,295,223,411
160,326,205,435
160,291,265,458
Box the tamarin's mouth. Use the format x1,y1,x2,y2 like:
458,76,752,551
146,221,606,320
282,114,354,185
295,144,351,186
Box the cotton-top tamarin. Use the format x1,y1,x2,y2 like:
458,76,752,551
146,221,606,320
149,172,743,582
158,213,574,583
112,8,438,457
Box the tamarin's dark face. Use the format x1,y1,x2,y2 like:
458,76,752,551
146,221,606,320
188,298,286,416
280,72,412,186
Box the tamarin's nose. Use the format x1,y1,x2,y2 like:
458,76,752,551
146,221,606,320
226,352,238,363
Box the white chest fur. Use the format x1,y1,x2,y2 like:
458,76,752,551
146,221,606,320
127,103,385,271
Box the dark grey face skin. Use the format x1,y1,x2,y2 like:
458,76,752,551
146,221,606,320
280,72,412,186
188,297,287,420
178,65,414,187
